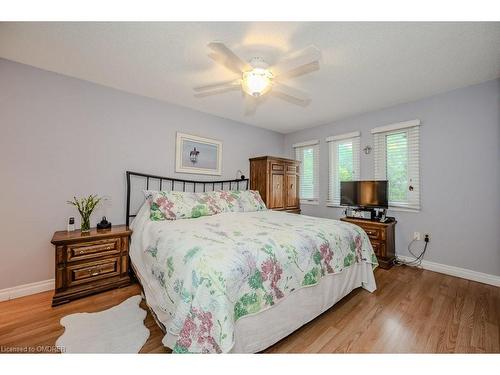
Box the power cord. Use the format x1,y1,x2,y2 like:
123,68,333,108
395,234,430,267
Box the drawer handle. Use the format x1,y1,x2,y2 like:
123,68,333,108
366,230,376,235
77,245,112,255
88,268,101,276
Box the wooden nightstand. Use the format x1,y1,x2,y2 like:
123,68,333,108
51,225,132,306
340,217,396,269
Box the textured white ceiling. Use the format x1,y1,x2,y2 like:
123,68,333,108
1,22,499,133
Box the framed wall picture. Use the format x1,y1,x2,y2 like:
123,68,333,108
175,132,223,175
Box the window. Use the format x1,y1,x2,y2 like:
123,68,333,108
326,132,360,206
293,140,319,203
373,120,421,210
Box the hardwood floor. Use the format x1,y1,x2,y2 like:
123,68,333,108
0,266,498,353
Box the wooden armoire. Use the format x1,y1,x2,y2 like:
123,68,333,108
249,156,301,214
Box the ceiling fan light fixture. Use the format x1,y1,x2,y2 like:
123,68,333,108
197,42,319,112
242,68,273,97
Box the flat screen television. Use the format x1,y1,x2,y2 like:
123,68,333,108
340,180,388,208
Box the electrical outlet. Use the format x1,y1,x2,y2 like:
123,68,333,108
413,232,421,241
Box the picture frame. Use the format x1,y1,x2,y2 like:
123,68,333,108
175,132,223,175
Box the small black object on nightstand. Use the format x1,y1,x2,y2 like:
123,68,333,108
96,216,112,230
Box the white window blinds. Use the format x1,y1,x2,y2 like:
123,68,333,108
326,132,360,206
372,120,421,210
293,140,320,202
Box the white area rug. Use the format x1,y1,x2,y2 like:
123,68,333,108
56,295,150,353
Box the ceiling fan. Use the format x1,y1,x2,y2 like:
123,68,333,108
194,42,321,115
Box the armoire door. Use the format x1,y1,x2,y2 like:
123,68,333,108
270,172,285,209
286,174,299,209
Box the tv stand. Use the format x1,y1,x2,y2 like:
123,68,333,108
340,217,396,269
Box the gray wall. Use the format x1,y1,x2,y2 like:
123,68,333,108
284,79,500,276
0,59,285,289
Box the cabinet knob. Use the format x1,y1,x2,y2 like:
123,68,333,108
290,184,294,189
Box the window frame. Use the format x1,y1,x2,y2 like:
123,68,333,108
292,140,320,204
326,131,361,207
372,119,421,211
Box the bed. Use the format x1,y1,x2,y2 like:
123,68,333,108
126,171,378,353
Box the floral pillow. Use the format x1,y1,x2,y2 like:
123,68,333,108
240,190,267,212
146,191,224,221
209,190,267,212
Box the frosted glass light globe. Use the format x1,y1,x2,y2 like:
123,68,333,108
242,68,273,97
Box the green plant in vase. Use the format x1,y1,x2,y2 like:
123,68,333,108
67,195,102,233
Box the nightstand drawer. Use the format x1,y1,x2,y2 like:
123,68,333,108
67,238,121,262
66,258,120,287
360,226,385,241
370,240,386,258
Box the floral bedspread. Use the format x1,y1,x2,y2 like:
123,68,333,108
132,210,377,353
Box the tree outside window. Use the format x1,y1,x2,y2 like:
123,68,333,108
386,131,408,203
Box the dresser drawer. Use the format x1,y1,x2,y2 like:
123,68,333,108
66,258,120,287
67,238,121,262
286,164,298,174
271,163,284,172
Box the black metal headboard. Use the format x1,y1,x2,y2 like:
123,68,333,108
125,171,249,226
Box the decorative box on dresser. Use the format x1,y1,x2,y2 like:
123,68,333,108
340,217,396,269
51,225,132,306
249,156,301,214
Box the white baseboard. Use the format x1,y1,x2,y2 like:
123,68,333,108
1,257,498,302
0,279,55,302
396,256,500,287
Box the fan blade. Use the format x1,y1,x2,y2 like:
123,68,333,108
194,86,240,98
271,45,321,78
271,82,311,107
244,95,258,116
274,61,319,81
208,42,252,74
193,79,240,92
